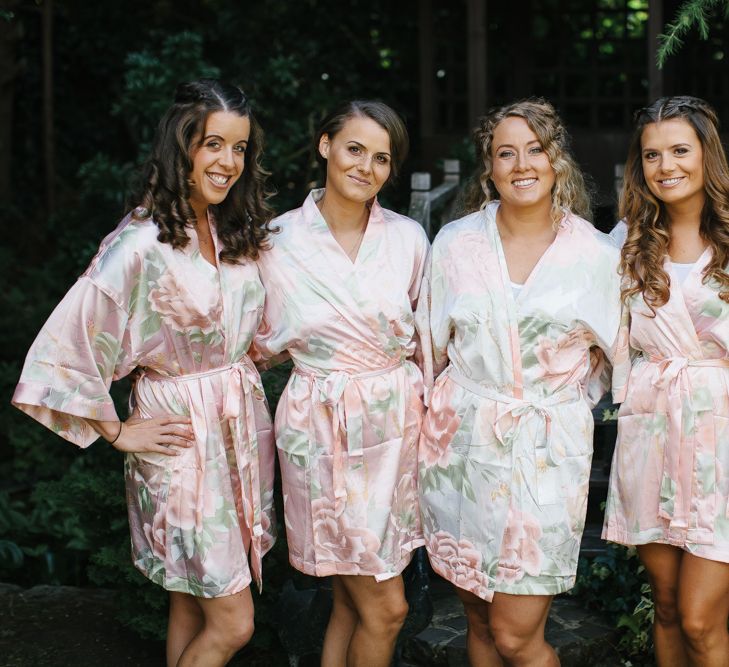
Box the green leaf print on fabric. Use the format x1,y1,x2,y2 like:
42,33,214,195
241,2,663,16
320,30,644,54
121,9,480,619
278,428,310,467
93,331,122,378
139,312,162,340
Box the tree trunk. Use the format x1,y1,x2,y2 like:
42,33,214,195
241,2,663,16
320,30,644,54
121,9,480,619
0,3,22,204
42,0,55,216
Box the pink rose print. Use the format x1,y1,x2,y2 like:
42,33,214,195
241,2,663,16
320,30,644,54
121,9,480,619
496,508,544,584
534,330,592,391
312,496,387,574
428,530,490,597
149,272,219,333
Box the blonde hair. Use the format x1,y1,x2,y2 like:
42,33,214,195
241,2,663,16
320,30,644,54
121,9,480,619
620,96,729,311
462,98,591,224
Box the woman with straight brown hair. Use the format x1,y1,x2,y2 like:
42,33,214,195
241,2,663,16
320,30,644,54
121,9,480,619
253,100,429,667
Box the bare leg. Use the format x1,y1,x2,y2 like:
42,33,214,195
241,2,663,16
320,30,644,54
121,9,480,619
338,575,408,667
454,587,504,666
638,543,688,667
678,552,729,667
489,592,558,667
167,592,204,667
176,588,254,667
321,576,358,667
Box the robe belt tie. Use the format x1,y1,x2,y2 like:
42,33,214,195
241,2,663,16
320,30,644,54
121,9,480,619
293,361,404,517
647,356,729,534
446,367,583,505
137,356,266,590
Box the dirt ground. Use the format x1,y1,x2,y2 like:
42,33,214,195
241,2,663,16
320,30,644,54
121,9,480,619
0,583,289,667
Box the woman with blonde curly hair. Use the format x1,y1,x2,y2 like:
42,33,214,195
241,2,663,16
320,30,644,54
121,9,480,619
417,98,621,665
603,96,729,666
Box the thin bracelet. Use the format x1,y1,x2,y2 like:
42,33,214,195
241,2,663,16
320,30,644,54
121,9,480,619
109,421,123,445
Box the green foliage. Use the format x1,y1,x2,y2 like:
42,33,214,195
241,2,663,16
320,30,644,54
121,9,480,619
657,0,729,67
572,544,654,664
3,0,418,650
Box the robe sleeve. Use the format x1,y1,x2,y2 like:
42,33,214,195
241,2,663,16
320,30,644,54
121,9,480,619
582,238,623,407
415,240,453,405
249,307,291,371
12,276,136,447
408,227,430,372
610,301,632,404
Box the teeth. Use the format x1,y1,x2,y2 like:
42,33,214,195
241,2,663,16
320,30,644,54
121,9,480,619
660,177,682,185
207,173,230,185
513,178,536,187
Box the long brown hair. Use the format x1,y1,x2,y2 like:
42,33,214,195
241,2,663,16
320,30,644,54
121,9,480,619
130,79,275,263
620,96,729,311
462,98,591,224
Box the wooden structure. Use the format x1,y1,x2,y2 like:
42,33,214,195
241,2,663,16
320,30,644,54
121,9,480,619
417,1,729,224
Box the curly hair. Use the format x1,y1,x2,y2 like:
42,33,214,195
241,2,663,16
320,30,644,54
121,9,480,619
620,96,729,311
461,98,591,224
313,99,409,184
129,79,275,263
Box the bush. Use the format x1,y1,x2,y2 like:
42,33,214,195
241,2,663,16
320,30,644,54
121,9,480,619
572,544,654,665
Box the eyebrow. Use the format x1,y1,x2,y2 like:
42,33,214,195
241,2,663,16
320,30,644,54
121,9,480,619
495,139,541,151
203,133,249,144
346,140,391,157
642,142,691,151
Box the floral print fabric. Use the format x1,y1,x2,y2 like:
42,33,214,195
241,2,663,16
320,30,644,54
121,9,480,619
253,189,429,580
417,203,621,600
604,247,729,562
13,213,276,597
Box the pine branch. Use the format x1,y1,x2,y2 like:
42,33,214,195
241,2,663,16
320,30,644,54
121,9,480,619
656,0,728,68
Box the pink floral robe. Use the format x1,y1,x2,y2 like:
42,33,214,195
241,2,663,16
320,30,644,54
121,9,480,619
417,203,621,600
13,212,276,597
253,189,429,580
603,248,729,561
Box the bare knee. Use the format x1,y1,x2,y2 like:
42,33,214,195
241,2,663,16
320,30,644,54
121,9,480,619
463,602,493,645
679,610,713,648
210,615,254,652
652,586,681,627
362,597,408,636
491,626,533,661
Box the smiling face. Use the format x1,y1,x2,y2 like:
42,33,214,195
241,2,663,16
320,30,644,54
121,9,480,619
640,118,705,212
319,114,392,204
490,116,556,212
188,110,251,220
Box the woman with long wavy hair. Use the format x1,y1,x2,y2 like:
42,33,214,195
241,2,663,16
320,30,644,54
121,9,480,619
603,96,729,666
13,79,277,667
417,98,621,665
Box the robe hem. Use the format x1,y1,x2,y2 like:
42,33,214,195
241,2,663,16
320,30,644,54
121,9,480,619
289,538,425,581
132,561,254,598
603,527,729,564
429,552,576,600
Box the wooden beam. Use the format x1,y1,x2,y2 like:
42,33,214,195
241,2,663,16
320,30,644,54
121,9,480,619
418,0,435,140
647,0,663,101
42,0,55,216
467,0,487,125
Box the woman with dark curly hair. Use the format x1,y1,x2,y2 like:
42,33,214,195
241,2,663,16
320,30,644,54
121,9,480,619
417,99,621,665
604,96,729,666
13,79,277,666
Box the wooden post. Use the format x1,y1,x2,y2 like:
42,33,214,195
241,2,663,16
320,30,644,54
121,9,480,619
42,0,55,216
467,0,487,125
418,0,435,144
409,172,432,237
647,0,663,101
